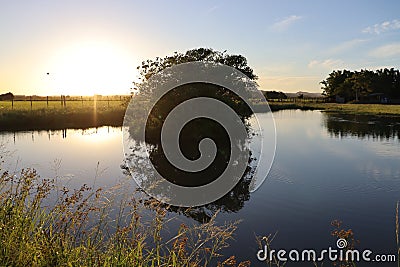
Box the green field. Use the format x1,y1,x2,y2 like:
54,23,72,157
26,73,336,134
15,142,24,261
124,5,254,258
0,99,127,111
267,102,400,116
0,100,128,131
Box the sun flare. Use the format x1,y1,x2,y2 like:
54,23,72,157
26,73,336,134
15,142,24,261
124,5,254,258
47,42,136,96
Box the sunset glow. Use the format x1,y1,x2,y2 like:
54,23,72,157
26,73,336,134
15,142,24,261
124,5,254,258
46,42,136,96
0,1,399,95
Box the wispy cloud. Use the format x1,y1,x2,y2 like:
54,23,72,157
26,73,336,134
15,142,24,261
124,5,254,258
329,39,368,54
362,19,400,34
271,15,303,31
369,43,400,58
308,59,344,69
206,5,219,14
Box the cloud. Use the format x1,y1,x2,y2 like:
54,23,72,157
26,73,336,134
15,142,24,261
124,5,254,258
329,39,368,54
308,59,344,69
369,43,400,58
362,19,400,34
206,5,218,14
271,15,303,31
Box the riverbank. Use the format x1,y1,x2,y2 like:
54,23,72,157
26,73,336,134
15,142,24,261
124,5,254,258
268,102,400,116
1,101,400,131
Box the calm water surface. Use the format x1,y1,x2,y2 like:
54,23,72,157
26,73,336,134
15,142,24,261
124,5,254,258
1,110,399,266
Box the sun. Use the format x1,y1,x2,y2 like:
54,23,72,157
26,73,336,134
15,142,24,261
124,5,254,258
47,41,136,96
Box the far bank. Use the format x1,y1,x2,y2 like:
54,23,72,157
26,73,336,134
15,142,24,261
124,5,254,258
1,100,400,131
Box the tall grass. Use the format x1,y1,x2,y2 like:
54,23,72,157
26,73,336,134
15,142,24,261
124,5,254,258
0,159,249,266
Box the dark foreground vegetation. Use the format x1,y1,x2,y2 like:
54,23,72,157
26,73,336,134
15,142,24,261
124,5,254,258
0,160,250,266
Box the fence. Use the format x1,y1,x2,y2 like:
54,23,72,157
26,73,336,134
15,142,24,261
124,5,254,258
267,97,327,103
0,95,131,110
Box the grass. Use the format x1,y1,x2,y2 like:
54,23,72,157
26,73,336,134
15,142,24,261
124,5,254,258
0,157,250,266
0,100,128,131
0,99,126,111
267,102,400,116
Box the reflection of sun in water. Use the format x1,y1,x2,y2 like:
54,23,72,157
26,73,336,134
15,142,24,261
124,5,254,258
48,42,136,96
78,127,121,143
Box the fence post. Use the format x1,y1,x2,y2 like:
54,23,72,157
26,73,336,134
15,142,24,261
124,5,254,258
47,96,49,107
107,96,110,108
11,97,14,110
61,95,63,107
30,96,32,110
81,96,83,106
63,95,66,108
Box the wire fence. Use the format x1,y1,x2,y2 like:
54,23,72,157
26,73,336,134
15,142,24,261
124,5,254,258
0,95,131,110
267,97,327,103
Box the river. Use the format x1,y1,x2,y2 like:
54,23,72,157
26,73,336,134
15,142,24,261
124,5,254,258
1,109,399,266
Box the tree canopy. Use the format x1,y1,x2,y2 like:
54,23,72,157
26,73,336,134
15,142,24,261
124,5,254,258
130,48,259,140
321,68,400,102
134,48,257,87
261,90,287,100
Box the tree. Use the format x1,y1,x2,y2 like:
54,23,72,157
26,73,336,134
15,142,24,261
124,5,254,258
320,70,354,100
123,48,261,214
321,68,400,102
0,92,14,101
348,69,374,101
262,90,287,100
134,48,257,86
129,48,260,141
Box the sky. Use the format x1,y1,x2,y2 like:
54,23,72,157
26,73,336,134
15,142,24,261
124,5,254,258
0,0,400,96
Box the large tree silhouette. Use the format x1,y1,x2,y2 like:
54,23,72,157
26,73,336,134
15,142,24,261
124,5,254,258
123,48,262,222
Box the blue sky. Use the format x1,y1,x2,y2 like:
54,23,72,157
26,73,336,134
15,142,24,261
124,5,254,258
1,0,399,95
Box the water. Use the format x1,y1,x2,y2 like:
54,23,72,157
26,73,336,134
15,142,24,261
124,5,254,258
0,126,125,189
1,110,399,266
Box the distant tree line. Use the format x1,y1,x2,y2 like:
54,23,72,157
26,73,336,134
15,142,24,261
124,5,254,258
261,90,287,99
0,92,13,101
321,68,400,102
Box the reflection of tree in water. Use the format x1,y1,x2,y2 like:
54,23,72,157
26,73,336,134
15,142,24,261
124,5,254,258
122,146,255,223
142,164,254,223
122,82,258,223
323,113,400,140
122,140,255,223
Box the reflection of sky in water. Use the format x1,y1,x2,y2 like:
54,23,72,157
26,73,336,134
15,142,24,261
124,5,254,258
0,127,126,189
221,110,400,263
